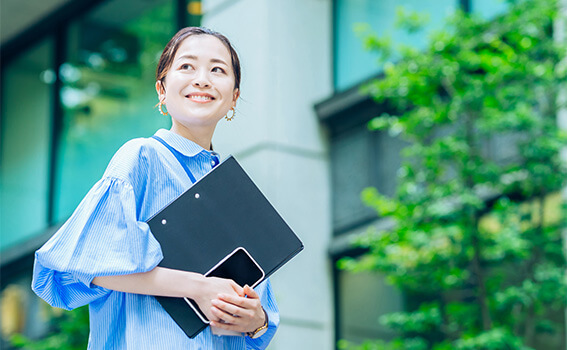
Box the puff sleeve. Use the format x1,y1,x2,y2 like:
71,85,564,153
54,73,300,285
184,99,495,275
32,176,163,310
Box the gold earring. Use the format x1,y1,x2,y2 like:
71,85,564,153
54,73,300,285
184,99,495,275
158,100,169,116
225,107,235,121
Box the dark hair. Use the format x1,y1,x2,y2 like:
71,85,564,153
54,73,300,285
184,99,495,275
155,27,241,90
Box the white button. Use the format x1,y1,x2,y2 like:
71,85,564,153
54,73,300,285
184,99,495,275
211,160,215,165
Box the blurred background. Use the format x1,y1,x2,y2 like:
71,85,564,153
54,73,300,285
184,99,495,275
1,0,566,349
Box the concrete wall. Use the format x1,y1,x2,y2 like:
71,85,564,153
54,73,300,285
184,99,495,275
201,0,334,348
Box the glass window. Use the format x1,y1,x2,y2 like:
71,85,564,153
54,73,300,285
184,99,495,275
331,126,375,232
54,0,175,221
335,0,457,91
472,0,508,18
371,129,406,199
338,269,403,343
331,125,405,234
0,39,53,251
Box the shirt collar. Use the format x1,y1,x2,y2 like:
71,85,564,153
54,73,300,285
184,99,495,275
154,129,212,158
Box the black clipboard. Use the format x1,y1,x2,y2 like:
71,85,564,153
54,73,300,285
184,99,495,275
147,155,304,338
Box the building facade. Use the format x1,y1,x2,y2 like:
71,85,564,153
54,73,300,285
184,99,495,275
0,0,514,349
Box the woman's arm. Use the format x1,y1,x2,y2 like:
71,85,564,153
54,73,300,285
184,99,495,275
92,266,244,321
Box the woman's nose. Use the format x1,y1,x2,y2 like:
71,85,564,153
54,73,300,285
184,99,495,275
193,71,211,88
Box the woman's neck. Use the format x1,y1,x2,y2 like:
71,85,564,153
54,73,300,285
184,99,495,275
170,123,215,151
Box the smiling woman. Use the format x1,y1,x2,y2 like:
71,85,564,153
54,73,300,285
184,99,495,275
155,28,241,148
31,27,279,350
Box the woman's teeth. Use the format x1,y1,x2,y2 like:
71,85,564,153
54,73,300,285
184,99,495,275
189,95,212,101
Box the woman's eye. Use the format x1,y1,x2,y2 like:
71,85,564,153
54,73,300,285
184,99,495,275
180,64,192,70
212,67,226,73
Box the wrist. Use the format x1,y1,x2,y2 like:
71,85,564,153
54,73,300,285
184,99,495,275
183,271,207,299
247,308,268,339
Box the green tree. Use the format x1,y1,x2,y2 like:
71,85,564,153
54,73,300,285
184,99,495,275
339,1,567,349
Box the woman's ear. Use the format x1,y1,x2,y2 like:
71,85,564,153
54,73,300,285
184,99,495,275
156,81,166,100
232,88,240,106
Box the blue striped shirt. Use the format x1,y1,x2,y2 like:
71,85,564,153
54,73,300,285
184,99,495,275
32,129,279,349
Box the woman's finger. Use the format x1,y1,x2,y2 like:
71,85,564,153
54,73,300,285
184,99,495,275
210,320,242,331
217,293,261,310
243,285,259,299
230,281,245,297
212,299,239,316
212,298,253,318
210,306,243,325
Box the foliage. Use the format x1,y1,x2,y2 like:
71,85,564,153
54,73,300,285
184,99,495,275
11,306,89,350
340,0,567,349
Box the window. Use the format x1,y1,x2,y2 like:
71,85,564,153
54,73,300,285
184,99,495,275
331,126,375,232
338,270,402,343
472,0,508,18
53,0,175,221
334,0,457,91
0,38,53,251
331,124,405,234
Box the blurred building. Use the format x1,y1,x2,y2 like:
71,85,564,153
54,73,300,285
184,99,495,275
0,0,511,349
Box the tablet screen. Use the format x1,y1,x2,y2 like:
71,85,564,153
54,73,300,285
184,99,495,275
206,247,264,288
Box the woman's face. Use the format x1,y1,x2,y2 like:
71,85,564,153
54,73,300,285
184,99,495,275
157,34,239,131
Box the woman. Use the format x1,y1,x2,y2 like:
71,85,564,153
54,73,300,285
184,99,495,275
32,27,279,349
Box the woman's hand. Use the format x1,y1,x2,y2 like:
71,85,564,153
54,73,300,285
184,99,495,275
192,276,244,322
209,285,266,334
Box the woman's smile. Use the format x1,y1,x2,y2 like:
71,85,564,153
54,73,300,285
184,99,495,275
186,92,215,103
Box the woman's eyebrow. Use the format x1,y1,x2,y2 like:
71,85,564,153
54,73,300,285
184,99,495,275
177,55,228,66
210,58,229,66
